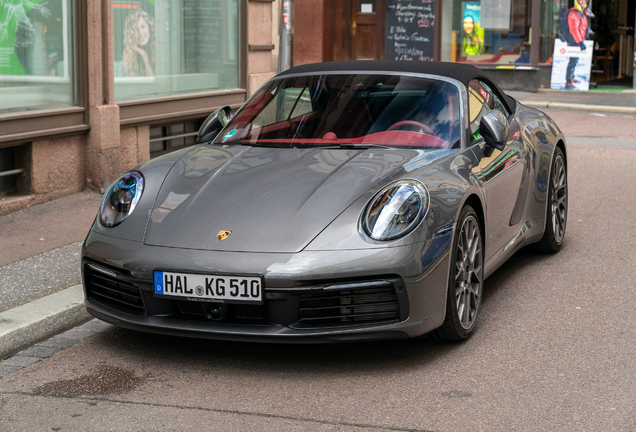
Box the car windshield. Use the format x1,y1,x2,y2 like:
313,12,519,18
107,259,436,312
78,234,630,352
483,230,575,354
213,74,462,149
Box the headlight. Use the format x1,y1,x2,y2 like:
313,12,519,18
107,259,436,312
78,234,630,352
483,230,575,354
99,171,144,227
361,180,428,241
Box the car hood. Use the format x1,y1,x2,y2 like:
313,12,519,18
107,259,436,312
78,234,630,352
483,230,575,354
144,145,432,253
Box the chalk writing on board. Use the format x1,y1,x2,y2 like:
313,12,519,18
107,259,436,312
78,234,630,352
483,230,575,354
385,0,436,61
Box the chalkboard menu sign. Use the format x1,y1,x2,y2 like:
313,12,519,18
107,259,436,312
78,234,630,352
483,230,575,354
385,0,436,61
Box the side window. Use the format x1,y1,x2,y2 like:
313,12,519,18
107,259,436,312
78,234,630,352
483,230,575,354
468,79,490,143
290,87,313,118
480,81,510,117
467,79,510,144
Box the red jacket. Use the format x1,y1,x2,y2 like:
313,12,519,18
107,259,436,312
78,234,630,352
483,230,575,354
568,9,588,44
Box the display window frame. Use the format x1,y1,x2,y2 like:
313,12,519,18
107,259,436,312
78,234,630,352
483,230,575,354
0,0,86,148
0,0,250,148
115,0,249,128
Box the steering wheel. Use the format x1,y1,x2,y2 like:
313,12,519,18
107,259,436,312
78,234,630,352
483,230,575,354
387,120,436,136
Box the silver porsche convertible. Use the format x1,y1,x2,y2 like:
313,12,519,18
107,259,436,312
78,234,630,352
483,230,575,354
82,61,567,342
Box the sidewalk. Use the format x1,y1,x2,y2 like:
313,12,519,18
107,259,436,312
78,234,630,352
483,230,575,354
0,192,102,358
509,88,636,114
1,87,635,359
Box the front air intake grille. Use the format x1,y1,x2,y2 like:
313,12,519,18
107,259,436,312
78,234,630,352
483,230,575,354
298,282,400,326
84,264,146,316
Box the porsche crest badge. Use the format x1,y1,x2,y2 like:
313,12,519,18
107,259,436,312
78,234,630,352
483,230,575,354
217,230,232,241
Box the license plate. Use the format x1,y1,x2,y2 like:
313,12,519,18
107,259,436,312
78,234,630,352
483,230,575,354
153,271,263,304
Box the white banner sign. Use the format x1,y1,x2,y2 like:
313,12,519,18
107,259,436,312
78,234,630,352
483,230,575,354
480,0,511,30
550,40,594,91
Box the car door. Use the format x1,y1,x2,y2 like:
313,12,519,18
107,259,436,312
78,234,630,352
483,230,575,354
467,79,527,262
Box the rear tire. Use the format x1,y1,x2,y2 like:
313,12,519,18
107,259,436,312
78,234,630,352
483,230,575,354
430,205,483,342
535,147,567,253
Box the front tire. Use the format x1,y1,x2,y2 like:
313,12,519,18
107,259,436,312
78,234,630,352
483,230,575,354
430,205,483,341
535,147,567,253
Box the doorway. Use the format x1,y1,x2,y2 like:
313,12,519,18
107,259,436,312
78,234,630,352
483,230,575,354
589,0,635,87
324,0,385,61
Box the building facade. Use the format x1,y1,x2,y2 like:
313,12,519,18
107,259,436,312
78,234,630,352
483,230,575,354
0,0,276,215
293,0,635,91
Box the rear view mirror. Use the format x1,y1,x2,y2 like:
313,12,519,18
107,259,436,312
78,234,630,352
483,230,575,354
480,110,509,151
196,106,233,143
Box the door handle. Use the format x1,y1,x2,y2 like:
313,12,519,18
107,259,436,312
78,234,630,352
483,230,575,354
352,21,357,35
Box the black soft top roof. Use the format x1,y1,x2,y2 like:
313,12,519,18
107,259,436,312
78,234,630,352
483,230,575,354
277,60,516,113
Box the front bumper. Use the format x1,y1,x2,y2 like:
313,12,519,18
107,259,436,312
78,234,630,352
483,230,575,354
82,230,452,342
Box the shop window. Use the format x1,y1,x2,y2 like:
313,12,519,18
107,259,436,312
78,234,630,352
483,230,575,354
0,0,75,114
442,0,532,65
540,0,635,82
149,118,204,158
113,0,240,102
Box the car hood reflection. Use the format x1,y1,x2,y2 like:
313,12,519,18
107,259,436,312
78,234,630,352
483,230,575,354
144,145,440,253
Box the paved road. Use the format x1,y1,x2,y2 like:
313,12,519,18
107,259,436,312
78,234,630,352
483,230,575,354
1,110,636,431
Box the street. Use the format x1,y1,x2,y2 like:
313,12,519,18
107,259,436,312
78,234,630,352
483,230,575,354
1,109,636,431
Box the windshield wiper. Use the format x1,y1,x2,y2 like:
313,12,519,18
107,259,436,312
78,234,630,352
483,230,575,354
213,141,289,148
336,143,391,149
296,143,391,150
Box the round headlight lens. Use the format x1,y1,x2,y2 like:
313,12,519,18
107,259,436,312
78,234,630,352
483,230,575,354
362,180,428,241
99,171,144,227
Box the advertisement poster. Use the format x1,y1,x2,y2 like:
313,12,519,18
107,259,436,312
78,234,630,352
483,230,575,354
461,2,485,56
0,0,69,78
113,1,156,78
550,40,593,90
551,0,594,90
113,0,226,79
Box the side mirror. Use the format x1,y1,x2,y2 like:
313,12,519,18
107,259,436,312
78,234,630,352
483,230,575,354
480,110,509,151
196,106,233,143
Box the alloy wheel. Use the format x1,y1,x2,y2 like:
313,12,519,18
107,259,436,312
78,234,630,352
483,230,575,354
550,154,567,243
455,215,483,330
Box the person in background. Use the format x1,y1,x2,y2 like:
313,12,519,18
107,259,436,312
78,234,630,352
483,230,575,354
123,9,155,77
565,0,589,88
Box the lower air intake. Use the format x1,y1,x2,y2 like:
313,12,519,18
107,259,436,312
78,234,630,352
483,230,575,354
84,264,146,316
298,282,400,326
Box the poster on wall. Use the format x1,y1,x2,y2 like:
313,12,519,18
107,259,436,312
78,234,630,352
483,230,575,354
0,0,69,78
460,2,485,56
550,40,593,90
385,0,436,61
113,1,156,78
113,0,225,79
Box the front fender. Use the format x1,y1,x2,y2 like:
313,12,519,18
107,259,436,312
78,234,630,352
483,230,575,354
89,146,196,243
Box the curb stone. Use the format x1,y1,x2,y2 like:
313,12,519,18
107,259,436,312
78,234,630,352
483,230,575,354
0,284,91,359
520,100,636,114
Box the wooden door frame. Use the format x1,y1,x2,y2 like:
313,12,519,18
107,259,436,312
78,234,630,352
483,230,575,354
323,0,336,62
323,0,386,61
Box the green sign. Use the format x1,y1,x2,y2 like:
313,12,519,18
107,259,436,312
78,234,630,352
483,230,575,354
1,0,66,76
